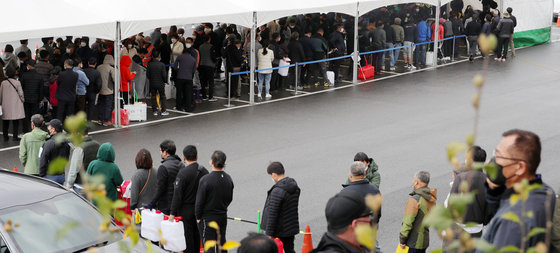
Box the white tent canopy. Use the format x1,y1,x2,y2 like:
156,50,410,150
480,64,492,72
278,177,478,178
0,0,454,43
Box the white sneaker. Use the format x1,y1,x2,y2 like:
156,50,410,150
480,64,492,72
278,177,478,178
257,94,262,99
161,111,169,116
265,93,272,98
153,111,158,116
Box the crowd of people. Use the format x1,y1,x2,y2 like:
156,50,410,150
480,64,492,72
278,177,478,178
0,3,518,140
16,113,560,253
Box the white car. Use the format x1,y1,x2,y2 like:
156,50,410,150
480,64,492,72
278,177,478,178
0,169,165,253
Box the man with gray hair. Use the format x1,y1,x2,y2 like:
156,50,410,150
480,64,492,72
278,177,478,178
399,171,437,253
19,114,50,176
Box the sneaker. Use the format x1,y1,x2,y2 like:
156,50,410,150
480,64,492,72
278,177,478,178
289,85,295,89
153,111,158,116
265,93,272,98
501,58,506,62
202,97,209,101
161,111,169,116
494,57,501,61
381,66,385,71
303,85,311,89
208,98,218,102
469,55,474,62
257,94,262,99
230,97,239,101
390,67,396,71
102,121,112,127
297,86,304,91
314,82,320,87
324,82,330,87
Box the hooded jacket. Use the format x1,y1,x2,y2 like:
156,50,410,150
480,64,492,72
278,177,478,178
19,128,50,175
311,232,366,253
86,143,123,201
261,177,301,237
97,55,115,95
150,155,185,213
120,55,136,92
399,186,437,249
345,160,381,188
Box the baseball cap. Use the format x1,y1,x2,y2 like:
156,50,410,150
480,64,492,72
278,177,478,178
46,119,63,132
325,190,369,231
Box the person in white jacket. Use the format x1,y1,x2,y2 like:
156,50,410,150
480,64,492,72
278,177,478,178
257,42,275,99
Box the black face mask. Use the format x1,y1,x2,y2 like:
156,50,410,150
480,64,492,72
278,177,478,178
487,157,508,186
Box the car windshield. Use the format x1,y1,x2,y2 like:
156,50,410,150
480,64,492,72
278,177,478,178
0,192,120,253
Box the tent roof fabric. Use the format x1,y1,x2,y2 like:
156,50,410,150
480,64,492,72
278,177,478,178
0,0,452,43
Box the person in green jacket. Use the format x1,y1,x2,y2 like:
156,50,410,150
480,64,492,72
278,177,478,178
86,142,123,201
19,114,50,175
345,152,381,188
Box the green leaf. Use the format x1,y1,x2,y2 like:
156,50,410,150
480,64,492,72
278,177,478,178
525,211,534,219
528,184,543,192
423,205,454,231
501,212,520,223
430,249,444,253
55,221,80,241
47,157,68,176
509,194,519,206
448,193,475,217
146,239,153,253
355,224,376,250
499,245,520,252
527,227,546,239
447,141,467,161
483,163,499,181
473,238,497,253
128,227,139,247
466,133,475,146
464,222,481,228
119,240,131,253
472,162,486,171
222,241,242,250
113,200,127,209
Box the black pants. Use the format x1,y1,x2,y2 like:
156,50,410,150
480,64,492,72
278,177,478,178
175,79,194,112
278,236,295,253
228,73,239,97
75,95,86,114
498,36,510,59
372,49,383,73
199,66,215,99
97,94,113,123
177,206,200,253
57,99,75,121
288,66,301,87
23,102,38,133
150,86,166,112
86,92,96,121
198,215,227,253
3,120,20,140
331,58,342,81
409,248,426,253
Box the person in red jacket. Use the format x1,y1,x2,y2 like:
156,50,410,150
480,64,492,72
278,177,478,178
431,19,445,58
120,55,136,105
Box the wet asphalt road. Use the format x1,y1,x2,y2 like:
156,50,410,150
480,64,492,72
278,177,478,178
1,41,560,251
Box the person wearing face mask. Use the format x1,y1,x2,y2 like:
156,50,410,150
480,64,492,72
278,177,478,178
76,37,93,69
225,39,243,99
260,162,300,253
177,28,186,43
170,34,185,65
482,129,555,251
399,171,437,253
120,39,138,59
329,24,346,83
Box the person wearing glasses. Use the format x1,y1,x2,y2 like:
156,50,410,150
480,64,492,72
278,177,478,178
483,129,555,251
399,171,437,253
312,190,373,253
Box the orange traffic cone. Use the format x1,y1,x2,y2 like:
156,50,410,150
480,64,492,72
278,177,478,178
301,225,313,253
13,167,17,172
557,16,560,27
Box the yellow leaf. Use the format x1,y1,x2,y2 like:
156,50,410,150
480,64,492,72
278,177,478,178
222,241,241,250
365,194,383,213
509,194,519,206
204,240,217,251
208,221,219,230
354,224,376,250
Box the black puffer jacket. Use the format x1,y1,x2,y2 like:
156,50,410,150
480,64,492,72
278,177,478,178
261,177,300,237
146,59,167,89
20,69,44,103
311,232,366,253
150,155,185,213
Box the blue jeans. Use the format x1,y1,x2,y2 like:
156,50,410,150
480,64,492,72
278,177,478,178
415,42,428,66
258,73,271,95
97,94,113,123
45,173,65,185
391,42,402,67
382,42,394,68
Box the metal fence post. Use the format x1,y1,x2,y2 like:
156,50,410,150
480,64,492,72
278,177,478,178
293,63,299,95
452,36,456,61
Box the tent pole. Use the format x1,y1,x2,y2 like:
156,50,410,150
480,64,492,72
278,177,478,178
433,0,441,68
114,21,122,128
249,11,257,105
353,2,359,85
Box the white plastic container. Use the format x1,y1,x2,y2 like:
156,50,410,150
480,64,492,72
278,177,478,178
140,209,163,242
161,216,186,252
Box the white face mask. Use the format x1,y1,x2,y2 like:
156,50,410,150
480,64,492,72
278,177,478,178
171,39,177,43
289,25,295,29
80,42,86,47
186,43,192,49
127,44,132,49
178,34,184,38
340,28,345,33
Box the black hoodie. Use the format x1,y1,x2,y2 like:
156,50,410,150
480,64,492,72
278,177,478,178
261,177,301,237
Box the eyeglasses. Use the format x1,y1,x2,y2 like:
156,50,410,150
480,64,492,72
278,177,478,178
495,155,526,163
